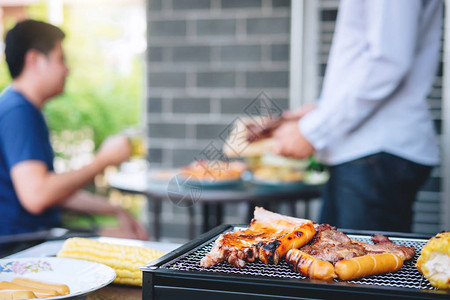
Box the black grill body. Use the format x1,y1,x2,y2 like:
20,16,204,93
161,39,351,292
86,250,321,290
142,225,450,300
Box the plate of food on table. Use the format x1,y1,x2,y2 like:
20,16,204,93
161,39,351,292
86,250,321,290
179,160,246,187
0,236,172,299
222,118,329,186
246,154,309,186
148,168,180,182
0,256,116,299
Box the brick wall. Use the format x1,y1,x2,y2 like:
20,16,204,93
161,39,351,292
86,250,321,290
146,0,291,167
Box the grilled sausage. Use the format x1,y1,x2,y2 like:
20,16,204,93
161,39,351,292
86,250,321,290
273,222,316,265
286,249,337,281
259,222,316,265
0,281,58,297
0,290,37,299
12,278,69,296
334,253,403,281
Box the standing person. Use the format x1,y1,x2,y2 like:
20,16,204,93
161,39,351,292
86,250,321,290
0,19,148,240
274,0,442,232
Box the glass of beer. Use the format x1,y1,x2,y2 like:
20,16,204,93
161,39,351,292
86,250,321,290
123,127,148,165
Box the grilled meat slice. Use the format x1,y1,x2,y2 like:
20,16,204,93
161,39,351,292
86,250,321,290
200,226,276,268
300,224,366,264
290,225,415,279
353,234,416,260
200,207,315,268
299,225,415,265
200,233,258,268
301,243,366,265
310,224,352,245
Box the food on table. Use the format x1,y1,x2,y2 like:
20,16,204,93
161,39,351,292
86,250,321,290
248,154,309,183
0,281,57,297
181,160,246,182
0,277,69,299
303,170,330,185
249,154,329,185
200,207,315,268
12,278,70,296
0,290,36,299
253,166,304,182
287,224,415,281
416,231,450,289
57,238,166,286
148,169,178,181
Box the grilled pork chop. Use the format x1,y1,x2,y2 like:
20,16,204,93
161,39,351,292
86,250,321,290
354,234,416,260
299,224,415,265
300,224,366,264
200,207,315,268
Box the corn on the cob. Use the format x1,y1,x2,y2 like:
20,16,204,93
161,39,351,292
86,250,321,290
57,237,166,286
416,231,450,290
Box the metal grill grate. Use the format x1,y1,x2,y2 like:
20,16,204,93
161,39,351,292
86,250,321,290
163,229,435,290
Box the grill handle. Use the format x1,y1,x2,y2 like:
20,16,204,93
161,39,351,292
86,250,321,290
141,224,233,271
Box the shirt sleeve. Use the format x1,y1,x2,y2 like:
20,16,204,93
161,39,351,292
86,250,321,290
299,0,422,150
0,105,52,171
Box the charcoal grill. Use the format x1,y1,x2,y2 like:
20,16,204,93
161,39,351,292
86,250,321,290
142,225,449,299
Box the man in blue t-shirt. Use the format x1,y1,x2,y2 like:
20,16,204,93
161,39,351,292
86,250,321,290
0,20,148,240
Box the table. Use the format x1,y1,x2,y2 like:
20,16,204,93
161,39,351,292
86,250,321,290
109,170,324,241
5,237,181,300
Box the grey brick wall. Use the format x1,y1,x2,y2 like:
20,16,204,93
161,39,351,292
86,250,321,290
146,0,291,167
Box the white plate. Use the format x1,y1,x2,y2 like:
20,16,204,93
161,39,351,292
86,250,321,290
251,177,304,187
148,168,179,182
175,173,242,187
0,257,116,299
181,177,242,187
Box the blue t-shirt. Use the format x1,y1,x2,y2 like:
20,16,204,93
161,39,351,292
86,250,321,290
0,88,60,235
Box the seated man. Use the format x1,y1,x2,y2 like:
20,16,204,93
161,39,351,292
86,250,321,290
0,19,148,241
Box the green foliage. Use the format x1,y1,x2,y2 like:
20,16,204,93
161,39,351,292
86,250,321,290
24,2,143,149
0,1,46,92
307,156,326,172
0,62,10,92
27,2,48,20
44,59,143,148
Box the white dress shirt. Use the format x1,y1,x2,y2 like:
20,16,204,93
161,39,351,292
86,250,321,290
299,0,442,166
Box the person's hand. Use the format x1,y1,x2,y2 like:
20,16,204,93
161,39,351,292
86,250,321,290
100,207,149,241
115,207,149,240
283,103,316,120
273,120,315,159
96,135,131,167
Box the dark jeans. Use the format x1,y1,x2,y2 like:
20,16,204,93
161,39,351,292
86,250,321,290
319,152,432,232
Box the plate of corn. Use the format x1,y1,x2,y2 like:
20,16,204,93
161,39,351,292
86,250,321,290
0,257,116,299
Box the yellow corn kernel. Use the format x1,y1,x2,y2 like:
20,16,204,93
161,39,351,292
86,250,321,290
416,231,450,290
57,237,166,287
